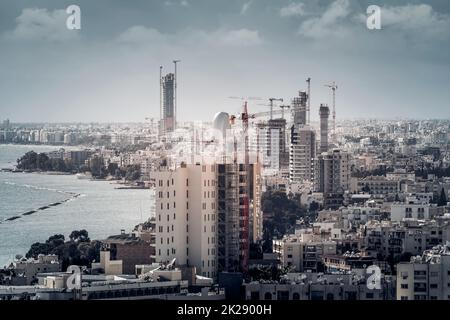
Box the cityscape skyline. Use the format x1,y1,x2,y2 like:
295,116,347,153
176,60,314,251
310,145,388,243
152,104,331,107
1,0,450,122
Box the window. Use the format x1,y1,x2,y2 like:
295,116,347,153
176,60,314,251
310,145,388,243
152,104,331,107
366,293,374,299
186,179,189,186
400,296,408,301
430,284,438,289
401,284,408,289
173,213,176,219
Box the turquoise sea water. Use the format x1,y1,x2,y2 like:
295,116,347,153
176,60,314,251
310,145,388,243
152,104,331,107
0,144,153,267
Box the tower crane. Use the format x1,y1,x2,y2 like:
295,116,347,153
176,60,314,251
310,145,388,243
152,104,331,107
325,82,338,143
306,78,311,125
173,60,181,130
268,98,283,120
227,99,307,273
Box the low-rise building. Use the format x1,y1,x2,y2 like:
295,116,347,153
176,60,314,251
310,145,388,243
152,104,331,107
396,242,450,300
244,272,396,300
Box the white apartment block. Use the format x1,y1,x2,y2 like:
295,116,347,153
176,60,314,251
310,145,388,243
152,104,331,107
397,243,450,300
153,162,217,278
314,149,351,194
390,201,441,222
273,235,336,272
289,126,316,184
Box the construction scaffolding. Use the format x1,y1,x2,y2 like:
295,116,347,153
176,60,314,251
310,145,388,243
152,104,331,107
217,162,241,272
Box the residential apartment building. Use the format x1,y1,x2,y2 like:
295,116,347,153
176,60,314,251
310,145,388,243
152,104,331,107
245,272,395,300
396,243,450,300
289,126,316,184
273,235,337,272
153,162,217,278
314,149,351,209
390,198,443,222
357,176,400,195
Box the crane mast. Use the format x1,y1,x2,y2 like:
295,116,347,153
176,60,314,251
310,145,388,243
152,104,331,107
325,82,338,144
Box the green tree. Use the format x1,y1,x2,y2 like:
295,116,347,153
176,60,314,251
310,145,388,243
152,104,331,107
69,230,90,243
107,163,119,175
438,188,448,206
89,156,104,177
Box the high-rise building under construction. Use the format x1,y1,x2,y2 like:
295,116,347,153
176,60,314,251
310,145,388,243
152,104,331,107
289,91,316,184
161,73,175,133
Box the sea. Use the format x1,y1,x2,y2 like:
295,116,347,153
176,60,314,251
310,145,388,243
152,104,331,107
0,144,154,267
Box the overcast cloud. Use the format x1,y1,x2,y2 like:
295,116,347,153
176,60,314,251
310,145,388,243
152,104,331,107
0,0,449,122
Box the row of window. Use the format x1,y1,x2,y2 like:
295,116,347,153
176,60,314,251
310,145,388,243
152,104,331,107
157,248,176,256
159,201,216,211
158,179,175,187
158,225,174,233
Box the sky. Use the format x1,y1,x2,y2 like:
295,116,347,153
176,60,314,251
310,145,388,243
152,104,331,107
0,0,449,123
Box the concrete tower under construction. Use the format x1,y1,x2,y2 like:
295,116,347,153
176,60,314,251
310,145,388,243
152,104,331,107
161,73,175,133
319,104,330,154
